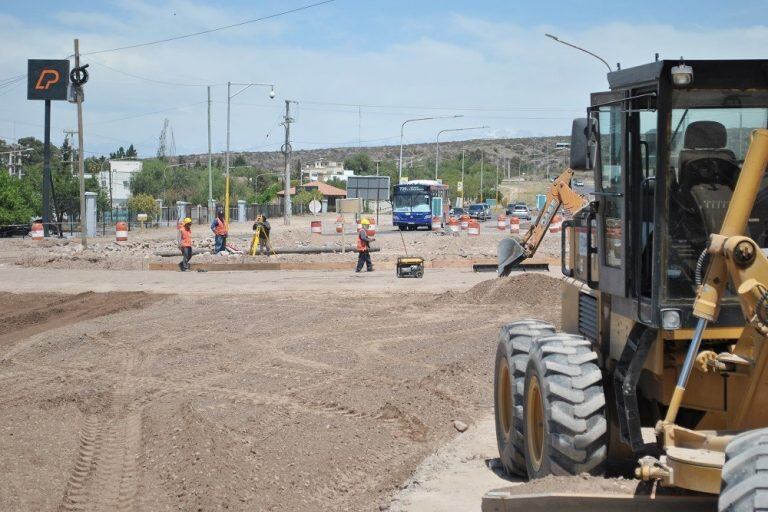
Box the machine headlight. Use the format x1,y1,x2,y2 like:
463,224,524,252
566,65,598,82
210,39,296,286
671,60,693,87
661,309,682,330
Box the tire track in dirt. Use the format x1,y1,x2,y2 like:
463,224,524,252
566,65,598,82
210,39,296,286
59,352,143,512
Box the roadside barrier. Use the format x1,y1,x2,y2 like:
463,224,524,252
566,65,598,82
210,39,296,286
510,217,520,234
116,221,128,241
31,222,44,240
366,218,376,236
432,216,441,231
497,215,508,230
310,220,322,234
335,216,343,233
468,219,480,236
448,217,460,234
460,214,470,230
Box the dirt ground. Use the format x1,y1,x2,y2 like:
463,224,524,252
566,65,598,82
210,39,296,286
0,272,564,512
0,213,559,271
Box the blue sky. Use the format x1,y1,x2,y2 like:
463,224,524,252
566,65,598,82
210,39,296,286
2,0,768,158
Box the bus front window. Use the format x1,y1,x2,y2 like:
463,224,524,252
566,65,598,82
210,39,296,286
394,194,413,213
412,194,431,213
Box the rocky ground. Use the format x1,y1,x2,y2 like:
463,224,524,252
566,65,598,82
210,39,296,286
0,213,560,271
0,274,563,512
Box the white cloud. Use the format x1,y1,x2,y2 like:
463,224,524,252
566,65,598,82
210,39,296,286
1,4,768,160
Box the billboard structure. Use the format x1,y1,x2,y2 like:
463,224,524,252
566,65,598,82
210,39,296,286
346,176,391,223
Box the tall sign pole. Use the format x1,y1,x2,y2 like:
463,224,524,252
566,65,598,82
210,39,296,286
27,58,70,238
207,86,213,212
74,39,87,248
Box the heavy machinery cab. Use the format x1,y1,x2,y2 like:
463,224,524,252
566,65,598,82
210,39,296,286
568,59,768,330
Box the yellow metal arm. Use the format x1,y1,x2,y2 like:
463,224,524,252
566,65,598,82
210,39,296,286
519,168,589,258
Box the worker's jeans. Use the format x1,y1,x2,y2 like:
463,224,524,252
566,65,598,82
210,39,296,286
356,250,373,272
214,235,227,253
258,240,268,255
180,246,193,271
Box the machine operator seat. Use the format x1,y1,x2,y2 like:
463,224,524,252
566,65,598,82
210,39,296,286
667,121,739,296
677,121,739,235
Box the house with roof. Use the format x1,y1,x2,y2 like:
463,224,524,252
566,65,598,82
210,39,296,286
277,180,347,212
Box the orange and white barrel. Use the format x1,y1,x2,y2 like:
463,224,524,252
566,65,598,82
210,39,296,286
335,216,344,233
448,217,460,234
549,215,563,234
310,220,322,234
31,222,44,240
366,219,376,237
432,216,441,231
468,220,480,237
115,221,128,241
460,214,470,230
510,217,520,234
497,215,507,230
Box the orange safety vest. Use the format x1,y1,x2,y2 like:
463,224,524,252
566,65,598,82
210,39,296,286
180,227,192,248
213,218,228,236
356,228,368,252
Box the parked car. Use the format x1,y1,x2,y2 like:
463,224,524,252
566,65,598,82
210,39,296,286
574,179,584,187
468,203,490,221
508,203,531,220
449,207,467,217
482,204,492,219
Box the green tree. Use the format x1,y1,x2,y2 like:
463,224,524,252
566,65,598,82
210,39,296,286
0,172,35,224
127,193,160,217
325,178,347,190
232,154,247,167
125,144,137,158
256,183,280,204
344,153,372,174
110,146,126,159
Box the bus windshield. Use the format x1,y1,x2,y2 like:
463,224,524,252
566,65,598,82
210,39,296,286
393,192,431,213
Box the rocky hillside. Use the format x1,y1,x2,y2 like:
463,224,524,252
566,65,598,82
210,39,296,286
178,135,571,173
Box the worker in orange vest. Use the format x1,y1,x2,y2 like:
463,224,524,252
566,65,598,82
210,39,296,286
210,207,228,253
178,217,193,271
355,218,374,273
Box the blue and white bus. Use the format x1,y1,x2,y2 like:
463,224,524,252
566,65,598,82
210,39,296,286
392,180,449,231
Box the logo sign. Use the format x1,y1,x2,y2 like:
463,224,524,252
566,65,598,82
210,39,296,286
456,181,463,192
28,59,70,101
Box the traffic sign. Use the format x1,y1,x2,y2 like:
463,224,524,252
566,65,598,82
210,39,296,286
308,199,322,214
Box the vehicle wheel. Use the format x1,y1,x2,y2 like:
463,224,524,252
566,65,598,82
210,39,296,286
719,428,768,512
523,334,607,478
398,225,406,231
494,320,555,476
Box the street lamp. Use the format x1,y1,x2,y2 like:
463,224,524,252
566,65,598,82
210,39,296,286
435,126,489,180
545,33,612,72
226,81,276,224
399,115,462,183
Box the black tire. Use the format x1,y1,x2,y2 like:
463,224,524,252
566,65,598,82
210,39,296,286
494,320,555,476
719,428,768,512
522,334,607,478
398,225,406,231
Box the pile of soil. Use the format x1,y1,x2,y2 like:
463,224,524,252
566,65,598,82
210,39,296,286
439,273,563,307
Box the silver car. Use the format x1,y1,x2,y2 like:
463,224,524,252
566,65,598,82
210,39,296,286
508,204,531,220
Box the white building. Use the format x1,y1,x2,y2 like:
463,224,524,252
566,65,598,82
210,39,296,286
302,160,355,182
100,160,143,206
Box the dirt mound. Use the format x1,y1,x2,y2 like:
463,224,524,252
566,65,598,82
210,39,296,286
0,291,165,347
449,273,563,306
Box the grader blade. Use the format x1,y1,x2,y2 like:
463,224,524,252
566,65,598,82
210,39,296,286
482,489,716,512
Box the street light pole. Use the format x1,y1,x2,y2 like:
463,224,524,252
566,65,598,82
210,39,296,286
461,149,465,205
225,81,276,225
480,151,484,203
399,115,462,183
545,33,612,72
435,125,488,180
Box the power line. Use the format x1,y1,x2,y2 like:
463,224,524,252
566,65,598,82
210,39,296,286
88,102,208,125
82,0,336,56
89,59,225,87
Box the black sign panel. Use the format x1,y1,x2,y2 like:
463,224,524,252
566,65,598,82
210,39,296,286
347,176,391,200
27,59,70,101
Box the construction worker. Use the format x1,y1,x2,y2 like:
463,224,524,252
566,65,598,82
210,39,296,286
252,214,271,255
355,218,374,273
178,217,193,271
210,207,228,253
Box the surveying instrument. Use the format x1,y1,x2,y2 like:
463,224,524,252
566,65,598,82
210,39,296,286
249,216,275,256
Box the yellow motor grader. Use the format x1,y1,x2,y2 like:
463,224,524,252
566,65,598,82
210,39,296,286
492,59,768,512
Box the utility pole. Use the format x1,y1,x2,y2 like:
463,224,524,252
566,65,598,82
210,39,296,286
63,130,77,174
282,100,295,225
74,39,87,248
496,161,500,204
480,151,484,203
225,81,231,224
207,85,213,212
461,149,465,205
